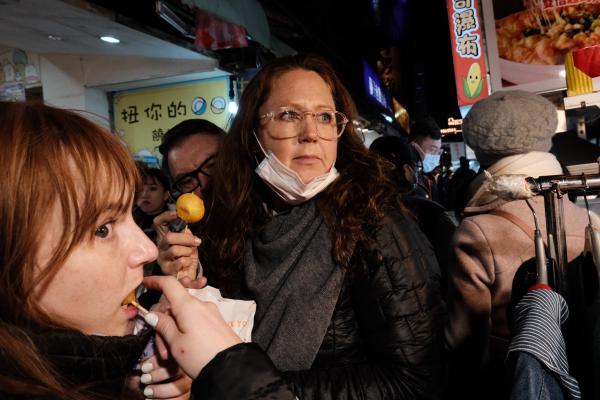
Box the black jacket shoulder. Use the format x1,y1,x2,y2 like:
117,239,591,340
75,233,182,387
193,343,296,400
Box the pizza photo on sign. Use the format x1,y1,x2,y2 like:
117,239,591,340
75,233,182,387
494,1,600,85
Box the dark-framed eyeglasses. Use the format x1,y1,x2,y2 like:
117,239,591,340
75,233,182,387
172,153,217,194
258,107,348,140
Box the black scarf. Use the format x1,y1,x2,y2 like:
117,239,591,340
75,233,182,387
244,201,345,371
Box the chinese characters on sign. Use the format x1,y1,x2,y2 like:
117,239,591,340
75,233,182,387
113,78,229,158
168,101,187,118
152,128,164,142
121,101,189,125
121,106,139,124
453,0,479,58
447,0,489,107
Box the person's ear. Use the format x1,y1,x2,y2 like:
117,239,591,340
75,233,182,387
163,191,170,202
410,142,425,161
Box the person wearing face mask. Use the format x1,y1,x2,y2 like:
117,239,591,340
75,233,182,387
369,135,426,197
409,116,443,202
199,54,445,399
369,135,457,300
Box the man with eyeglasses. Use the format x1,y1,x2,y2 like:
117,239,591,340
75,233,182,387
152,119,225,280
159,119,223,198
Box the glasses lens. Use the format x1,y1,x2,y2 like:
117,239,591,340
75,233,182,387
200,155,216,176
262,109,348,139
175,175,199,193
268,110,301,139
334,111,348,137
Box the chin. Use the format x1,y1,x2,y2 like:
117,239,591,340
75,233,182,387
300,172,324,184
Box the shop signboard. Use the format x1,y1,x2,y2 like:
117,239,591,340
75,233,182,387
447,0,490,107
481,0,600,93
363,61,393,114
0,48,41,101
113,78,229,159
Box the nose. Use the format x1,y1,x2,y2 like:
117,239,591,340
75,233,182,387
129,223,158,268
139,188,150,199
298,113,319,142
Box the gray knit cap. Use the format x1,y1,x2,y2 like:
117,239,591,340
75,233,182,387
462,90,558,166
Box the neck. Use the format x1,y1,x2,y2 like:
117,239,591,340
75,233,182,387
265,187,293,213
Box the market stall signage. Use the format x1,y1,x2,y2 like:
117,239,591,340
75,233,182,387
363,61,393,113
113,78,229,157
446,0,489,106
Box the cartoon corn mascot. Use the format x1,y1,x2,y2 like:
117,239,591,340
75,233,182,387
463,62,483,99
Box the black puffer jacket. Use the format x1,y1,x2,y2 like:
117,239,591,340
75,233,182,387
283,210,445,399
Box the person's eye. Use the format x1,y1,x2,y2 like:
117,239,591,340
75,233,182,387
316,112,334,124
178,176,193,186
95,223,111,238
203,161,215,172
277,109,301,122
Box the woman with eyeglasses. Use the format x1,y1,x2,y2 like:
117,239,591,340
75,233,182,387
199,54,445,399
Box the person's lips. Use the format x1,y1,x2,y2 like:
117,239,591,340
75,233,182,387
294,155,321,164
123,304,139,319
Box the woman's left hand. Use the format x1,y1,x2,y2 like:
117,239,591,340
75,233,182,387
129,353,192,399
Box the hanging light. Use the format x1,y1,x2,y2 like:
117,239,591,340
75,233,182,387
100,36,120,44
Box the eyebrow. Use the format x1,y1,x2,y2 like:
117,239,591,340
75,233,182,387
277,103,336,111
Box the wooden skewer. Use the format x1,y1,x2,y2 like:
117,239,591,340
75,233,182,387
130,300,149,315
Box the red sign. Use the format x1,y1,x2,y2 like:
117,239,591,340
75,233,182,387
446,0,489,106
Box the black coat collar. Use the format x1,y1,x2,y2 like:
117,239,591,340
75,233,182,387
1,326,152,398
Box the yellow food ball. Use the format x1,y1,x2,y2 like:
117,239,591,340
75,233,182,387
122,290,136,306
176,193,205,223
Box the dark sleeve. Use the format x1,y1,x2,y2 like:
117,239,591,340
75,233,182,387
284,211,446,400
192,343,297,400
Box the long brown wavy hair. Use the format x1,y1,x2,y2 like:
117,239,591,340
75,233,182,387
202,54,405,294
0,102,139,398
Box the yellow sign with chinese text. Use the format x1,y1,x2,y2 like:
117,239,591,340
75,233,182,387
113,78,230,158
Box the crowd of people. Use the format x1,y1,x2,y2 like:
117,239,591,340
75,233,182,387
0,53,596,399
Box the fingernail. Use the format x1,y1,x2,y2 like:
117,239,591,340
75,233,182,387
141,373,152,384
144,387,153,397
144,313,158,328
141,362,153,373
194,237,201,245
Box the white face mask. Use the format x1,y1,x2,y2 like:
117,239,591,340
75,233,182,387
253,132,339,205
422,153,441,173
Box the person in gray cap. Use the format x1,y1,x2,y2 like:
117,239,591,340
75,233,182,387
444,90,600,400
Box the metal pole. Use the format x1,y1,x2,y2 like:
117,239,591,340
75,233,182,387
541,185,570,296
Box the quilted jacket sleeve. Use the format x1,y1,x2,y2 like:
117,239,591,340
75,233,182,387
192,343,297,400
285,211,445,400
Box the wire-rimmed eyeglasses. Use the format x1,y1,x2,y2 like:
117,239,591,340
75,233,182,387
258,107,348,140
